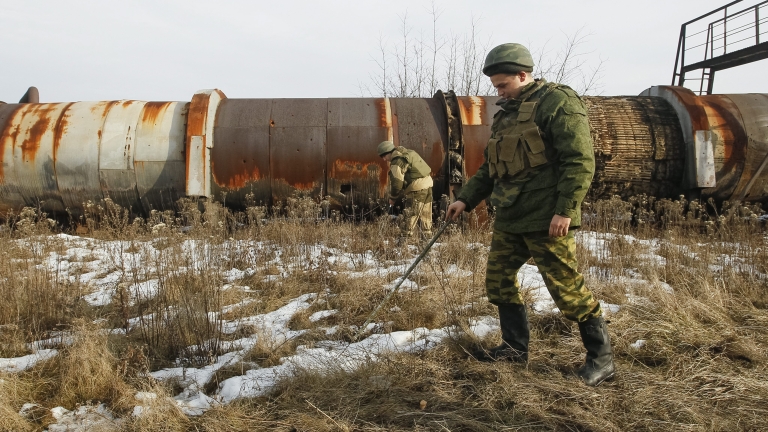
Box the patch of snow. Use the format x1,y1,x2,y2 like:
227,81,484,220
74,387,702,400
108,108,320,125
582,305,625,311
309,310,337,322
83,286,115,306
173,388,220,416
600,301,621,314
18,403,42,418
47,404,116,431
220,293,316,337
222,267,256,283
0,349,58,373
384,277,419,292
217,327,448,403
221,298,258,315
128,279,160,303
467,315,499,339
443,264,472,277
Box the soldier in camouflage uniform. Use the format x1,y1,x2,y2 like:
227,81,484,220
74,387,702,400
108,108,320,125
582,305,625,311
377,141,434,242
445,43,615,387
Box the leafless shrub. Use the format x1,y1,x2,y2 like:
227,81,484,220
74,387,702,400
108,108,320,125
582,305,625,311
363,5,605,97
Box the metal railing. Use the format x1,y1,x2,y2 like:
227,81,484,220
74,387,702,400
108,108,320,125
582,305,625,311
672,0,768,94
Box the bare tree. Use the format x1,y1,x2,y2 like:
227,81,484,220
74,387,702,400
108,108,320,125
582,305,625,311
530,28,606,95
361,8,605,98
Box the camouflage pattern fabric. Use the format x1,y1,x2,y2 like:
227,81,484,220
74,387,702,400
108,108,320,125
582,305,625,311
457,79,595,234
486,229,602,322
483,43,535,75
388,147,433,201
401,187,433,238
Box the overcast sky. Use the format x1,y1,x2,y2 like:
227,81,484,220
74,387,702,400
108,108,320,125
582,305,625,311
1,0,766,103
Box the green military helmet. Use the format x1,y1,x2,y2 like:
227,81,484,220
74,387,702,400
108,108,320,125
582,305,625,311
482,43,535,77
377,140,396,156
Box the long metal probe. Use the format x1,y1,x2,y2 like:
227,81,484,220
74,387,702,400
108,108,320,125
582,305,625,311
354,220,453,341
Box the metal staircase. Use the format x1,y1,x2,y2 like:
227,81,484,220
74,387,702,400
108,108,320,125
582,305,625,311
672,0,768,95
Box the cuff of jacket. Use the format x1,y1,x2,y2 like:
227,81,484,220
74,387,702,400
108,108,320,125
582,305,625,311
555,197,579,219
456,198,474,212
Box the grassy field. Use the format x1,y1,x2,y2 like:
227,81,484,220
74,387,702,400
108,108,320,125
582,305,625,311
1,195,767,431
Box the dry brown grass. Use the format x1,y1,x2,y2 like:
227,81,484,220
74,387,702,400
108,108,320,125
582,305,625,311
0,195,767,430
55,320,136,412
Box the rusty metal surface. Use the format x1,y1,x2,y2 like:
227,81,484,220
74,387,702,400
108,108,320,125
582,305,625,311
457,96,499,179
212,99,272,208
186,89,226,198
722,94,768,201
698,94,748,200
1,88,767,218
456,96,499,220
640,86,712,192
270,99,327,204
0,103,71,214
326,98,390,215
0,103,23,213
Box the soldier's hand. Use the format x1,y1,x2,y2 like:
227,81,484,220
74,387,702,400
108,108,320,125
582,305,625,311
445,201,466,221
549,214,571,237
389,198,396,206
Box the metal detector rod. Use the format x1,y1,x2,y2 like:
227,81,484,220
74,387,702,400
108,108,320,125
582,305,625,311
354,220,453,341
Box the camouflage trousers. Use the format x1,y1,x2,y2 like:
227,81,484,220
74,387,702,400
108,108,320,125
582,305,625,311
485,229,602,322
401,187,433,238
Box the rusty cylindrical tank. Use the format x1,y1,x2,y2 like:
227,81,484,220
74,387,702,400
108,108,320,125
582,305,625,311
0,86,766,217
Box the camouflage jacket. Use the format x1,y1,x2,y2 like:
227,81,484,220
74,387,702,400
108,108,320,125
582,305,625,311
388,147,433,200
457,79,594,233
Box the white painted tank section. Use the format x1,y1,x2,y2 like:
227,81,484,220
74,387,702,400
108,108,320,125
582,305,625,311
99,100,147,212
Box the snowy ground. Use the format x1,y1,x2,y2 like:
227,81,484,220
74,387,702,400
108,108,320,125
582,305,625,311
2,230,733,429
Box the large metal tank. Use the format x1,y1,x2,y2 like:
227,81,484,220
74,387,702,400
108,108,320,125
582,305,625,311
641,86,768,203
1,86,766,217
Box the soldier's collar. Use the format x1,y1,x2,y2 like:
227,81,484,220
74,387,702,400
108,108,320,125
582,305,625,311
496,79,547,111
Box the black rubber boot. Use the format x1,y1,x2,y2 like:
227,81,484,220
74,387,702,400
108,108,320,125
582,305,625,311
577,316,615,386
475,303,529,363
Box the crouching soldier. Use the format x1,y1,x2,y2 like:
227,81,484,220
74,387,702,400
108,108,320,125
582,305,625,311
377,141,434,243
445,43,615,386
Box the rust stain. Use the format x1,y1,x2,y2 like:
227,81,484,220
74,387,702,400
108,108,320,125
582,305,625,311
701,95,746,164
664,86,710,131
331,158,388,194
374,98,389,128
211,159,262,189
52,103,76,167
86,100,116,120
141,102,172,125
19,105,59,163
0,105,26,180
429,140,445,176
287,181,319,191
122,100,134,108
700,95,748,194
331,159,369,179
458,97,488,126
186,93,209,185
